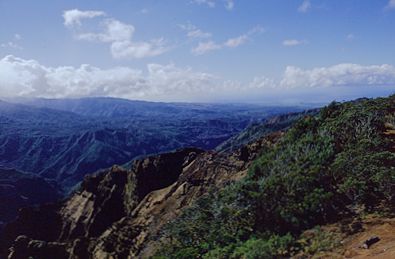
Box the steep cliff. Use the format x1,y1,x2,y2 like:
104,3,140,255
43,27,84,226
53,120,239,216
2,138,278,258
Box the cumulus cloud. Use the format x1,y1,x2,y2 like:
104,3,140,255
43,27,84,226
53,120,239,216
0,55,220,100
63,9,168,59
63,9,106,27
279,64,395,88
1,56,394,101
282,39,307,47
298,0,311,13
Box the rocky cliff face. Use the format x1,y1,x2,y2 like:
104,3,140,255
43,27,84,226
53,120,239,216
1,134,281,258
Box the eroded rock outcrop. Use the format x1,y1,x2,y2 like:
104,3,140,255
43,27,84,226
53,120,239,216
2,135,281,258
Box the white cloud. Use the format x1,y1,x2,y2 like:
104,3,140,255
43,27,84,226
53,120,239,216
282,39,307,47
192,0,215,8
192,0,234,10
249,76,276,89
63,9,106,27
188,30,212,39
192,26,263,55
0,55,220,100
192,41,222,55
76,19,134,42
298,0,311,13
179,23,212,39
0,55,144,98
147,63,218,94
193,0,216,8
387,0,395,9
63,9,168,59
225,35,248,48
1,56,393,101
279,64,395,88
111,39,168,59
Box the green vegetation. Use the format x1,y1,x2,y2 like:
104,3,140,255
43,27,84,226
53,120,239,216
215,109,319,153
154,96,395,258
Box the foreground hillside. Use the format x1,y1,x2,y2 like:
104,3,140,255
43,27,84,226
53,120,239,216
155,96,395,258
1,95,394,258
0,98,297,190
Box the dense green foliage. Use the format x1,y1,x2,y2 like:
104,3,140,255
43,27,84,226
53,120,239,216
215,109,319,153
155,96,395,258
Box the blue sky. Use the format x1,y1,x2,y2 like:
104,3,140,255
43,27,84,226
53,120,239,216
0,0,394,104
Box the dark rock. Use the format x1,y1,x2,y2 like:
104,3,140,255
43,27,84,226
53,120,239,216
350,222,363,234
8,237,69,259
361,236,380,249
0,168,61,226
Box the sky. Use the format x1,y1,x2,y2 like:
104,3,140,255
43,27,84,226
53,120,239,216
0,0,395,104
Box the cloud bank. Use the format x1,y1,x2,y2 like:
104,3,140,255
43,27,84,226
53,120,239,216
0,56,394,101
280,64,395,88
0,55,218,100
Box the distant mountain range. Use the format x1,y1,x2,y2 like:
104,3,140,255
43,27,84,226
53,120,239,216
0,97,301,190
